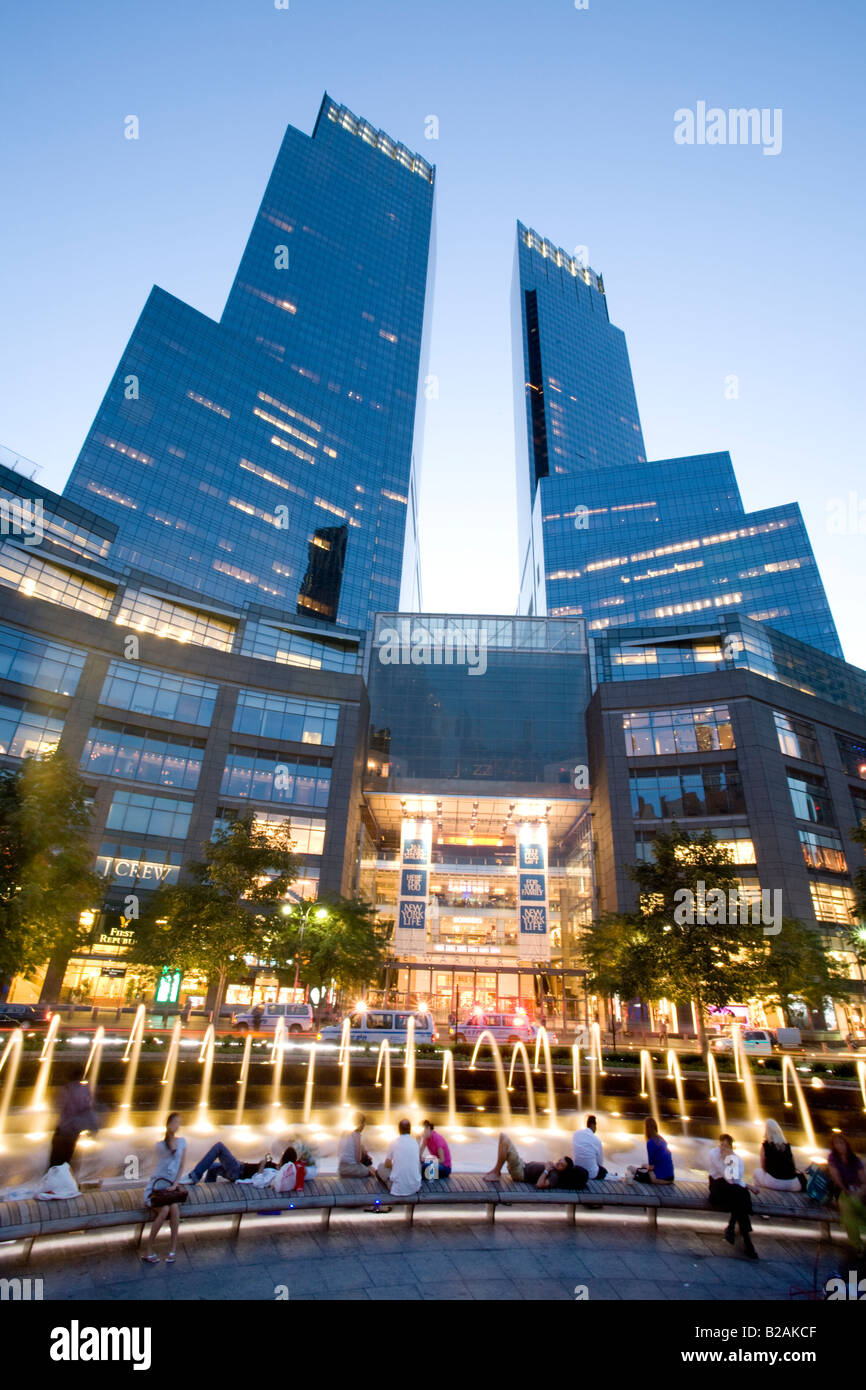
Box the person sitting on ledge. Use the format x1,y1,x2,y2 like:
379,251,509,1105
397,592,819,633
626,1117,675,1185
420,1119,452,1178
376,1118,422,1196
482,1133,588,1189
572,1114,608,1180
337,1112,374,1177
752,1118,805,1192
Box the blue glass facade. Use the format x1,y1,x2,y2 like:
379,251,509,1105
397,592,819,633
62,95,435,631
513,225,843,659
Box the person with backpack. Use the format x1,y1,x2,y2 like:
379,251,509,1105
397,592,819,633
752,1118,805,1192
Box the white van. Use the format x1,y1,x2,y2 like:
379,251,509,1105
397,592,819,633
232,1002,313,1034
453,1012,555,1046
712,1028,775,1056
318,1010,436,1044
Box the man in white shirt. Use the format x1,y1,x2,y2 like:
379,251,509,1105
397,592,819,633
572,1115,607,1180
707,1133,758,1260
376,1118,421,1196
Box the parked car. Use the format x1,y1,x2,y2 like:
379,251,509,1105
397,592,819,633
318,1009,436,1044
0,1002,53,1026
452,1012,557,1045
232,1002,313,1034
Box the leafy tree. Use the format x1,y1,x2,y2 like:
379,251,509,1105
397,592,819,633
268,897,390,1015
583,825,766,1052
128,810,298,1018
759,917,848,1025
0,750,102,993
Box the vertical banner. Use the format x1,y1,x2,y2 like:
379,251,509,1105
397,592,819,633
394,818,432,955
516,822,549,963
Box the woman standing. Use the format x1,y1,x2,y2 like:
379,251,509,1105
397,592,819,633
752,1118,804,1192
142,1112,187,1264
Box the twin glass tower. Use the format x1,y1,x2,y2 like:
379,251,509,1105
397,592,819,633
64,94,841,662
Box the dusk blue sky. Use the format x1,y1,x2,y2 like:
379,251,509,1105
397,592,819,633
2,0,864,665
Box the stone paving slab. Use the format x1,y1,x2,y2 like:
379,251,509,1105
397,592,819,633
3,1211,851,1302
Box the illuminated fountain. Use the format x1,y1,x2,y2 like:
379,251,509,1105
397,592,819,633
440,1049,457,1128
375,1040,392,1127
858,1059,866,1114
193,1024,216,1134
0,1028,24,1150
83,1026,105,1093
571,1043,582,1106
533,1027,558,1128
302,1042,318,1125
706,1051,727,1130
30,1012,61,1114
468,1030,512,1123
666,1049,689,1128
268,1019,287,1131
639,1048,659,1118
507,1042,538,1127
233,1031,253,1130
114,1004,146,1133
337,1017,352,1112
403,1015,416,1108
781,1055,816,1149
731,1025,764,1133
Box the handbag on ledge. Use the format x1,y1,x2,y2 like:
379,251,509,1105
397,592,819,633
149,1177,189,1208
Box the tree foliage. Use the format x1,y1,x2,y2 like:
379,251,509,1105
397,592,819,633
268,898,390,1008
584,825,767,1049
0,750,102,986
127,810,298,1014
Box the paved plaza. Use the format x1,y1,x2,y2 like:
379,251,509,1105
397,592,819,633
4,1209,848,1302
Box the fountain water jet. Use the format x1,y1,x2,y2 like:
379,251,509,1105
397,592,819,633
83,1026,105,1093
590,1021,606,1073
781,1055,816,1149
507,1042,538,1126
858,1059,866,1114
533,1027,558,1128
193,1024,216,1133
338,1018,352,1112
302,1042,317,1125
114,1004,146,1133
404,1016,416,1108
375,1039,392,1127
731,1026,763,1132
0,1028,24,1149
233,1031,253,1129
31,1013,61,1113
666,1049,689,1128
706,1052,727,1130
571,1044,582,1106
268,1019,288,1130
638,1049,658,1118
468,1031,512,1123
156,1020,182,1128
440,1049,457,1128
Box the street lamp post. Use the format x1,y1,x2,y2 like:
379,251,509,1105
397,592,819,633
281,902,329,1001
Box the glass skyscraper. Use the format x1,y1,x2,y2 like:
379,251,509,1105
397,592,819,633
63,95,435,631
512,223,843,659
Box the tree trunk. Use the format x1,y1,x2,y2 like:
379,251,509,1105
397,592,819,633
211,968,227,1025
693,998,708,1055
